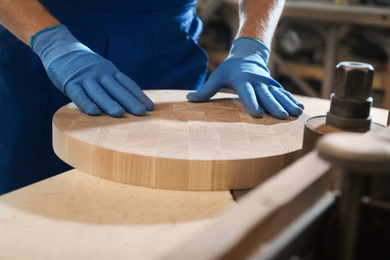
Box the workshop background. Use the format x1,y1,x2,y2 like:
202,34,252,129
195,3,390,258
197,0,390,108
1,1,390,260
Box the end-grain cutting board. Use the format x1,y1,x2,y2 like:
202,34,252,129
53,90,306,191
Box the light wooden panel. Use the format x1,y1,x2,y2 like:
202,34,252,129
160,151,333,260
0,169,234,260
53,90,307,191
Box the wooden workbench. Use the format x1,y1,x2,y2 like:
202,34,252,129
0,95,388,260
0,170,235,260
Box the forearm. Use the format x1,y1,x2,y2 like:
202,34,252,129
0,0,60,45
236,0,285,47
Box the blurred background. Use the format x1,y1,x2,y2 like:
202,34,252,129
196,0,390,108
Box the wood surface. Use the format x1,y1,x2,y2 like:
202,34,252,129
161,150,334,260
1,96,388,259
53,90,307,191
302,116,386,155
0,169,235,260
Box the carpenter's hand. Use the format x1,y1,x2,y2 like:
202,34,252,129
31,25,154,117
187,37,304,119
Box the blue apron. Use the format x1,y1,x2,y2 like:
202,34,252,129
0,0,208,194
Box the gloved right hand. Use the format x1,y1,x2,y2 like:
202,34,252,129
30,25,154,117
187,37,303,119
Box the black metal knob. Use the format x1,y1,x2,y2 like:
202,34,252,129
326,62,374,132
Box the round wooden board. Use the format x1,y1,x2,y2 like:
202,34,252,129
53,90,305,190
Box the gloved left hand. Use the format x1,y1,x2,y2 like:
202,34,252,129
187,37,304,119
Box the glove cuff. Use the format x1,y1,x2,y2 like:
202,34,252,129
30,24,92,70
30,24,66,48
230,37,271,63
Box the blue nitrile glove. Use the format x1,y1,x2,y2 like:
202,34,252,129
31,25,154,117
187,37,304,119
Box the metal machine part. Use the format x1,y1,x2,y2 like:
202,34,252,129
301,61,381,155
326,62,374,132
298,62,389,259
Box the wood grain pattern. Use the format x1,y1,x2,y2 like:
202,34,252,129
52,90,314,190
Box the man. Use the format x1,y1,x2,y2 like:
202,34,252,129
0,0,303,194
